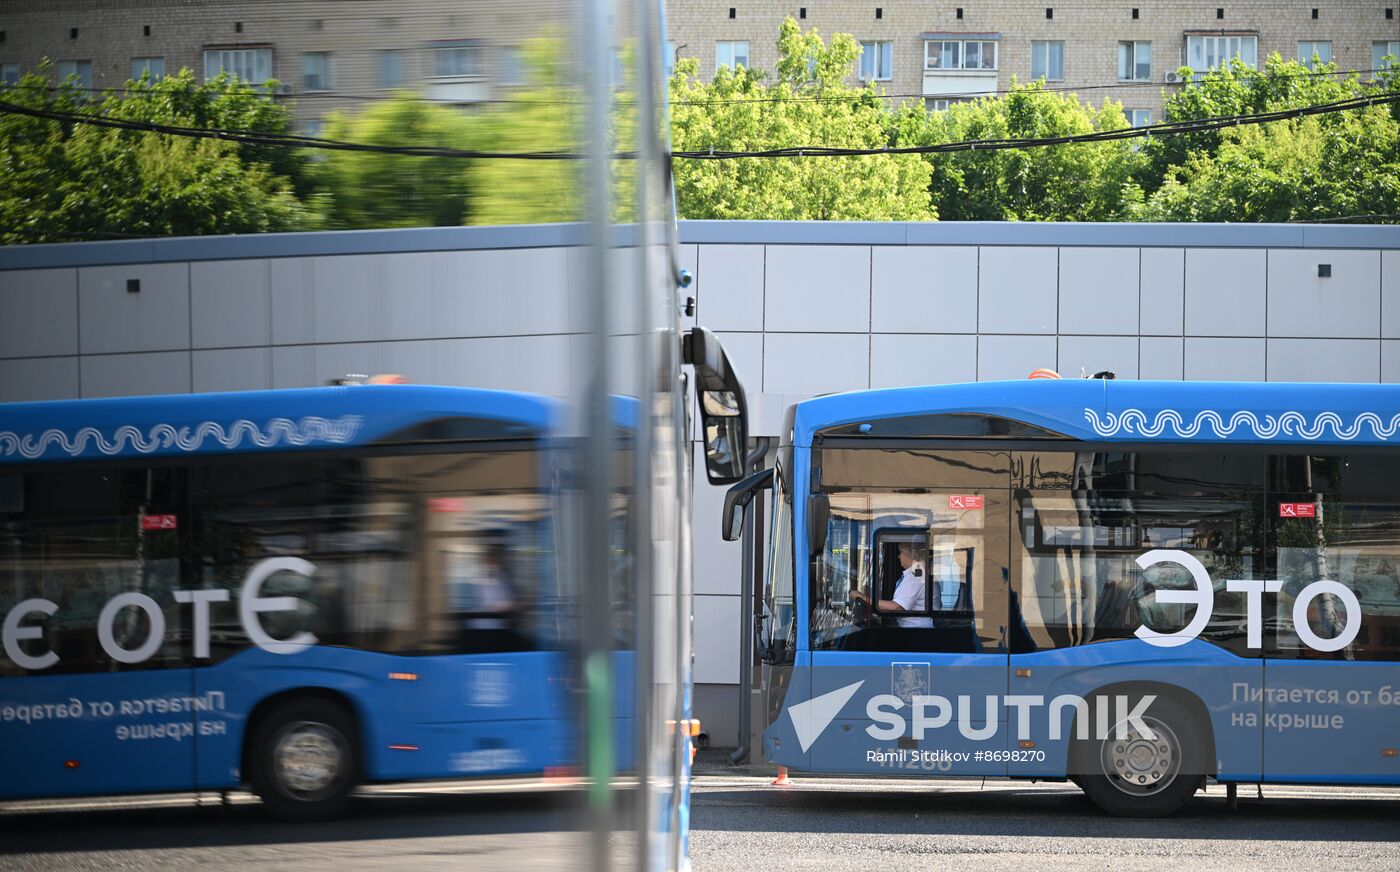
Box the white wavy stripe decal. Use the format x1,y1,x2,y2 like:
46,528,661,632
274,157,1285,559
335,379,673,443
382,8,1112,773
1083,408,1400,441
0,415,364,460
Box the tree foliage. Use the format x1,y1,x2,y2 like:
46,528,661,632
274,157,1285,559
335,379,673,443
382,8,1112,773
2,35,1398,244
467,38,584,225
0,68,313,244
892,81,1143,221
1130,57,1400,221
315,94,479,229
669,19,935,220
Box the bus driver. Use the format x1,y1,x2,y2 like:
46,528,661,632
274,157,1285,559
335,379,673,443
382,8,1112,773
851,543,934,628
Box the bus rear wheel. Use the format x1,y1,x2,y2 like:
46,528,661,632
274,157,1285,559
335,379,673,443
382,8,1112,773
251,698,359,822
1075,694,1204,818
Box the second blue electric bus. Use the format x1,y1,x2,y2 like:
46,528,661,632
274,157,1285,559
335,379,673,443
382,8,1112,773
726,378,1400,816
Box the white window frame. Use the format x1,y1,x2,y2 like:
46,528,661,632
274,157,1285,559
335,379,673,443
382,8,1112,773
1296,41,1331,69
923,39,997,71
0,63,18,86
1030,40,1063,80
57,59,92,89
716,40,749,70
1117,41,1151,81
859,40,893,81
1375,41,1400,71
499,46,526,86
203,47,273,84
303,51,331,92
131,57,165,81
378,49,404,88
1126,108,1151,127
432,45,484,78
1186,34,1258,72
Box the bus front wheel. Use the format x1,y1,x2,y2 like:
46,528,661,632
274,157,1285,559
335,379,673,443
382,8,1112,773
251,698,359,822
1074,694,1205,818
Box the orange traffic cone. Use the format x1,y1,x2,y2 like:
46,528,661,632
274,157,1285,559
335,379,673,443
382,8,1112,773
770,766,790,786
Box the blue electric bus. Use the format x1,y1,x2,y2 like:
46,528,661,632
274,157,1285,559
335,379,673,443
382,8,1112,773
0,384,610,819
725,378,1400,817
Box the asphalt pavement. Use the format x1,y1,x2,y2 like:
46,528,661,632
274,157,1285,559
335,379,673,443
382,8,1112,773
2,757,1398,871
690,752,1400,872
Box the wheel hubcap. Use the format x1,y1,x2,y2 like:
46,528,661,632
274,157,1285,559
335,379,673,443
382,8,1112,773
273,721,344,797
1102,716,1181,796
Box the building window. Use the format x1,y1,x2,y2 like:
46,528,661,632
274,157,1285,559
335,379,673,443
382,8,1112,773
1126,108,1151,127
610,47,626,88
859,40,892,80
379,49,404,88
303,52,331,91
924,39,998,71
203,48,273,84
1,63,20,86
57,59,92,89
715,40,749,70
1374,41,1400,71
500,46,525,86
433,44,484,78
1030,40,1063,80
130,57,164,81
1186,34,1258,71
926,96,971,111
1117,40,1151,80
1297,40,1332,69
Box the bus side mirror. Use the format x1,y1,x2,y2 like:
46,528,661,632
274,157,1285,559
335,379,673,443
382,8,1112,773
807,493,829,557
683,327,749,485
722,467,773,542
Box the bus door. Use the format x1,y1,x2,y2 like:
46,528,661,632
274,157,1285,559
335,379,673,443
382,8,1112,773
0,465,195,799
806,488,1011,777
1265,490,1400,784
411,460,561,779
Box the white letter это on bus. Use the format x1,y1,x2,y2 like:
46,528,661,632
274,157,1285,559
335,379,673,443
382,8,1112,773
239,557,319,656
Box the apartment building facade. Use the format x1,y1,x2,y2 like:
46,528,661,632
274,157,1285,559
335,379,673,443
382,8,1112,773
0,0,573,133
2,2,1395,131
668,1,1398,120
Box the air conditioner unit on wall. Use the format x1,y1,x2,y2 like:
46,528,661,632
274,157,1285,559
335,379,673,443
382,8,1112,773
1164,70,1183,84
275,83,294,95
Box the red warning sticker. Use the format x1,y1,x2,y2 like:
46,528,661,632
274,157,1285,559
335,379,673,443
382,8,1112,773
140,514,177,530
948,495,984,510
1279,503,1317,518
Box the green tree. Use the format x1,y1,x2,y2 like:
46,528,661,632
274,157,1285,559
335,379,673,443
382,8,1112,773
1139,55,1377,194
892,81,1144,221
669,18,935,221
0,68,312,244
1133,56,1400,221
468,38,584,225
315,94,479,229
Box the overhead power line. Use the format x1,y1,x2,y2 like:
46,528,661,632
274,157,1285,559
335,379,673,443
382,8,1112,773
0,90,1395,161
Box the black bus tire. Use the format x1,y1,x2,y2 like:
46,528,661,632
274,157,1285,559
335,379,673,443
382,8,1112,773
1074,694,1205,818
250,697,359,822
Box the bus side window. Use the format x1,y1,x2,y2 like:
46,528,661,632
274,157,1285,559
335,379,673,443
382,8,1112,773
0,466,184,676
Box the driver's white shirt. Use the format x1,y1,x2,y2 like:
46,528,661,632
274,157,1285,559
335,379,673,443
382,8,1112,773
892,565,932,628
